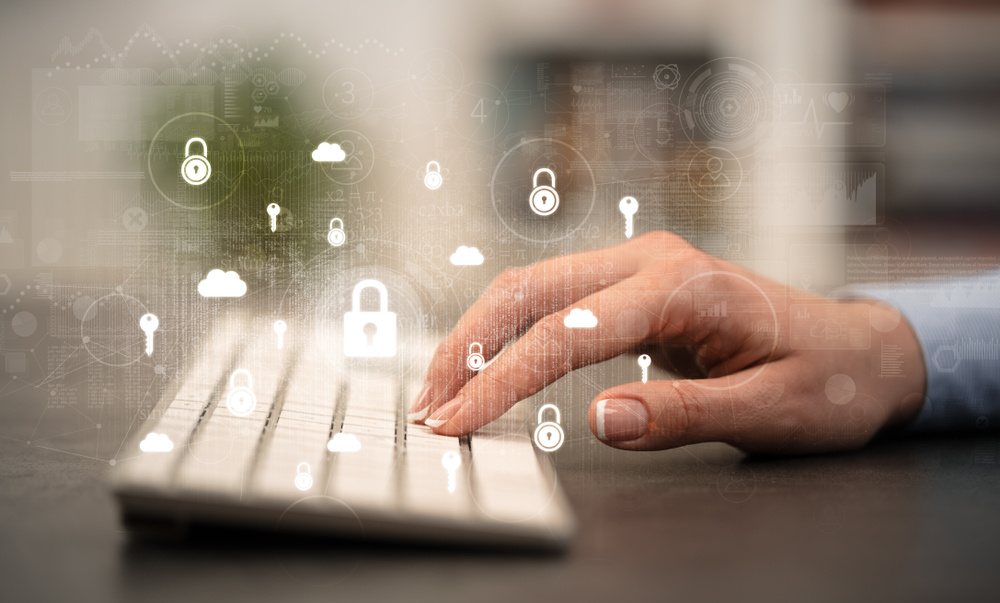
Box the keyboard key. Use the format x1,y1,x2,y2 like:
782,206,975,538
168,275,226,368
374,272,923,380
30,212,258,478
469,432,556,523
253,336,342,501
175,334,294,499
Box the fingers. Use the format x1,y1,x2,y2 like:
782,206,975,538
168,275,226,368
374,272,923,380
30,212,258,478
411,240,648,421
425,278,667,435
587,371,783,451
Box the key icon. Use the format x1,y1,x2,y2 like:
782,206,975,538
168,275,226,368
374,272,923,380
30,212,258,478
441,451,461,494
273,320,287,349
266,203,280,232
638,354,651,384
619,196,638,239
140,313,159,357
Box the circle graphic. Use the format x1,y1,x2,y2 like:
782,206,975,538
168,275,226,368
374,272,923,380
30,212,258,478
36,238,63,264
11,311,38,337
680,58,774,156
147,112,246,210
825,373,856,405
687,146,743,202
717,464,756,503
657,271,779,391
450,82,509,142
276,496,364,586
323,68,375,120
80,293,149,366
122,207,148,232
33,87,73,126
490,138,597,244
318,130,374,185
634,102,682,162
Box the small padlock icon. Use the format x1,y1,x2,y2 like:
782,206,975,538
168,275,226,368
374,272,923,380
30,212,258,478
424,161,443,190
327,218,346,247
533,404,565,452
181,137,212,186
529,167,559,216
294,462,313,491
466,342,485,371
226,369,257,417
343,279,397,358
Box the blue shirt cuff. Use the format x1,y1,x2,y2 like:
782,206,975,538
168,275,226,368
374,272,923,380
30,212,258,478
837,270,1000,433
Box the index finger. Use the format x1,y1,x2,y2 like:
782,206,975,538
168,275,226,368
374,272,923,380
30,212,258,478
409,240,645,421
426,275,670,435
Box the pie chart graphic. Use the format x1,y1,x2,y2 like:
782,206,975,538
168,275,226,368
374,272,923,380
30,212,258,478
11,311,38,337
825,373,856,405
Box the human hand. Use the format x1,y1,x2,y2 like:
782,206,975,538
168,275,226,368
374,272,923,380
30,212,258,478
410,232,926,454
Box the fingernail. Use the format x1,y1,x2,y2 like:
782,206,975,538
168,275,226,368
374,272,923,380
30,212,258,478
596,398,648,441
424,397,463,429
409,384,433,416
407,406,430,423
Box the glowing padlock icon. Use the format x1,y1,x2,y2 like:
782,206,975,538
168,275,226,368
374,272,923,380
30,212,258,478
226,369,257,417
343,279,397,358
327,218,346,247
294,462,313,491
529,167,559,216
466,342,485,371
181,137,211,186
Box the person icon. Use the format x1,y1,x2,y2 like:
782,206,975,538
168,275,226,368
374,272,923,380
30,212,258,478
35,87,72,125
698,156,731,189
41,94,65,117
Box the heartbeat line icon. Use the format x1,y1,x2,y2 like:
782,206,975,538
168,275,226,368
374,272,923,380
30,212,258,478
784,99,853,140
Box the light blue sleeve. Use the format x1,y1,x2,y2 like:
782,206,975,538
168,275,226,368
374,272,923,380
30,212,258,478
843,269,1000,433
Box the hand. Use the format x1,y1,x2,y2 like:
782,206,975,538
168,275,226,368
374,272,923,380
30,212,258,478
410,232,927,454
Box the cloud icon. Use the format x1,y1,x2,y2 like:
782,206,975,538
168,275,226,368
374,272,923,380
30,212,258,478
327,432,361,453
139,432,174,453
810,318,843,340
198,269,247,298
564,308,598,329
449,246,484,266
311,142,346,163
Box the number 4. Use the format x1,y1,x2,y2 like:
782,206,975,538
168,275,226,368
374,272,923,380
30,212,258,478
471,98,489,123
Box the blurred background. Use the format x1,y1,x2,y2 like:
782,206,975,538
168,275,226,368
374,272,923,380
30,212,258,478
1,0,999,464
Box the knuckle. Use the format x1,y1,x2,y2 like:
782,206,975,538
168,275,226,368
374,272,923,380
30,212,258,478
658,383,700,436
523,315,573,370
637,230,692,254
489,267,525,293
529,314,567,347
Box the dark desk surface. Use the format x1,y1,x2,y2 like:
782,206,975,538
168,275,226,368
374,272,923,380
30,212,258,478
3,394,1000,603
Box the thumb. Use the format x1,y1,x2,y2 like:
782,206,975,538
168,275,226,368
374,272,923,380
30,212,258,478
588,376,757,451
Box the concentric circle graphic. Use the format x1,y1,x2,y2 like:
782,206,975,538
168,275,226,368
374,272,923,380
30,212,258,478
680,58,774,156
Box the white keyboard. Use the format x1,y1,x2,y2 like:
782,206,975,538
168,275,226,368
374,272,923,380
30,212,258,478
111,312,575,550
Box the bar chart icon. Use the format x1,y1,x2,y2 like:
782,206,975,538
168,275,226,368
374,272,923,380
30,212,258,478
699,301,727,318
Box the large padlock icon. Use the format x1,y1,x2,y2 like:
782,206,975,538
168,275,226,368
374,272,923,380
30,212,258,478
294,462,313,491
466,342,485,371
327,218,346,247
529,167,559,216
226,369,257,416
424,161,443,190
181,137,212,186
343,279,397,357
533,404,565,452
